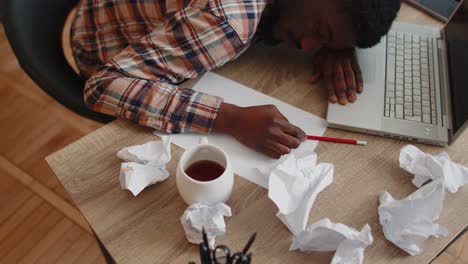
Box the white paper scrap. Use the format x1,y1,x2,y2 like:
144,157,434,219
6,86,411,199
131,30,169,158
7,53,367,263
290,218,373,264
117,136,172,196
119,162,169,196
161,72,328,189
259,153,334,235
400,145,468,193
181,203,232,249
117,136,171,166
378,180,448,256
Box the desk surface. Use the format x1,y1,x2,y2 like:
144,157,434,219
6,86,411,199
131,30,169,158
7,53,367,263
47,3,468,263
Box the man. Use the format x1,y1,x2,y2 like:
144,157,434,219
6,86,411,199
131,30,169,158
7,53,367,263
71,0,401,158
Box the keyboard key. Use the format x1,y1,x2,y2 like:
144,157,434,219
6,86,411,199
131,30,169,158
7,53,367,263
406,116,420,122
396,104,404,118
423,114,431,123
387,54,396,82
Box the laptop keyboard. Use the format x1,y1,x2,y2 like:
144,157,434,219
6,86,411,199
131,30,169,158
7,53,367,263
385,31,438,125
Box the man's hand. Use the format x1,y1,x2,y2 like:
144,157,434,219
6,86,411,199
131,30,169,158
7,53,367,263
213,103,306,159
310,48,364,105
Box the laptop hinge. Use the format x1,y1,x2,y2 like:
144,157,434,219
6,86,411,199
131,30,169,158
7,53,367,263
437,38,452,131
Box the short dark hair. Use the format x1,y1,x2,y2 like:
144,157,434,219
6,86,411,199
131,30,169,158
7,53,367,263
348,0,402,48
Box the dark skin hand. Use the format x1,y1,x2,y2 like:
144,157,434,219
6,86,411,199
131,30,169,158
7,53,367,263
272,0,364,105
213,103,306,159
310,48,364,105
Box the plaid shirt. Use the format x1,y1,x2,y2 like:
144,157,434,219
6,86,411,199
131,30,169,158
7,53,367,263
71,0,267,133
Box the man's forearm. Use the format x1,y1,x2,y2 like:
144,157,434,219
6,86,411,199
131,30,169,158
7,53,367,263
212,102,239,134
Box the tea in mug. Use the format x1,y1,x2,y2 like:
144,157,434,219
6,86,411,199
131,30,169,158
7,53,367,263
185,160,225,182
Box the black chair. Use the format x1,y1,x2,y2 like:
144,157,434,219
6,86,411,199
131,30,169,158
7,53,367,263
2,0,113,123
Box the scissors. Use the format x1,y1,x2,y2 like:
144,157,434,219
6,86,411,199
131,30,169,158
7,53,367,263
212,232,256,264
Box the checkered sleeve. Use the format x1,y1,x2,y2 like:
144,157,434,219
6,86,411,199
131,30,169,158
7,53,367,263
83,7,246,133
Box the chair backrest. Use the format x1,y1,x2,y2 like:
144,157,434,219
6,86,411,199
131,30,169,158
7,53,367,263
2,0,113,123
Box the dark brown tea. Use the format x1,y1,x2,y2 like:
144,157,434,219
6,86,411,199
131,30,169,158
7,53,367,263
185,160,225,182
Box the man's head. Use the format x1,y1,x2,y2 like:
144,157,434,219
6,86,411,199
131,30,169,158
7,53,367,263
258,0,401,52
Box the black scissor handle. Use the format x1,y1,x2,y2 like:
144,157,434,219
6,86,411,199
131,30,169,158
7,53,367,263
213,245,231,264
231,252,249,264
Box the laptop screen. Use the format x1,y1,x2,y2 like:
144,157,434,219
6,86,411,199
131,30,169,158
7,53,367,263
445,0,468,136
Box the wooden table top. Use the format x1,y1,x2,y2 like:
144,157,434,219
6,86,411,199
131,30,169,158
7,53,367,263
47,3,468,263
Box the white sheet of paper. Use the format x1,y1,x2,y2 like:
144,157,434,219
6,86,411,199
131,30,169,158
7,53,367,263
290,218,373,264
180,203,232,249
164,72,328,188
400,145,468,193
378,180,448,256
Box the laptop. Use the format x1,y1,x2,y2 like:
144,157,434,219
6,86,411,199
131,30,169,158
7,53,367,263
406,0,461,22
326,0,468,146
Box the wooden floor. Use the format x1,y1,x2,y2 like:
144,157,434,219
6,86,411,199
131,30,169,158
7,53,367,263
0,24,105,263
0,22,466,263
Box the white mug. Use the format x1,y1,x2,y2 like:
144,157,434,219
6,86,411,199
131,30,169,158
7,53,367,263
176,137,234,205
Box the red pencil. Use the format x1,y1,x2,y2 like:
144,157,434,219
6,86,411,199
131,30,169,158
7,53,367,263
307,135,367,146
